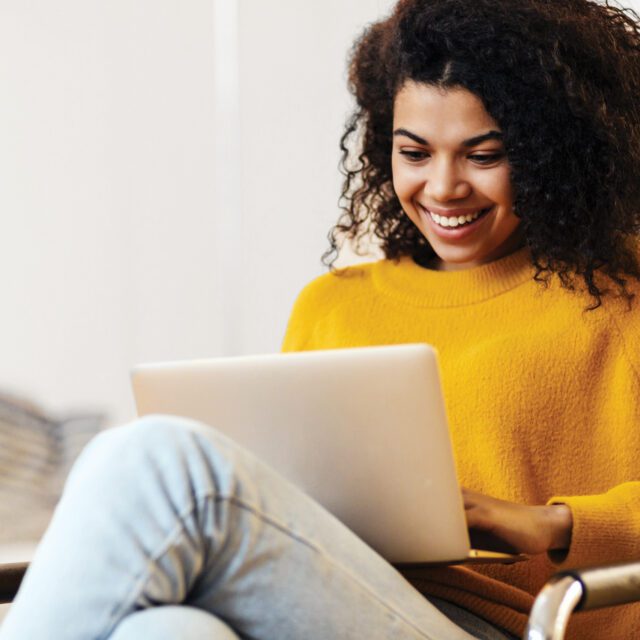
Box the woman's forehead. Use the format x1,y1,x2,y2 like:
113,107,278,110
392,81,501,143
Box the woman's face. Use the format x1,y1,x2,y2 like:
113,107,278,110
391,81,522,270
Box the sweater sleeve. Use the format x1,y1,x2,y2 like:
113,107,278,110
548,483,640,567
281,288,316,353
548,289,640,568
280,265,370,353
280,272,335,353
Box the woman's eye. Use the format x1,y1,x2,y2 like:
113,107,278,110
399,149,428,161
468,153,504,165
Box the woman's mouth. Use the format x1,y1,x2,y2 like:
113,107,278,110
419,204,495,238
428,206,492,228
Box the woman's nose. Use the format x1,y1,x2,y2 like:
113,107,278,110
423,159,470,202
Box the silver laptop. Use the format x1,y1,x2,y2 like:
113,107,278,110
131,344,524,566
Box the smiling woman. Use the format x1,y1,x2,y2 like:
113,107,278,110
284,0,640,636
391,83,521,270
325,0,640,310
2,1,640,640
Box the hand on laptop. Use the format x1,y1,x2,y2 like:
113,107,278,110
462,488,573,556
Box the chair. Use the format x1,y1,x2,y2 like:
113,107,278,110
2,560,639,638
524,561,640,639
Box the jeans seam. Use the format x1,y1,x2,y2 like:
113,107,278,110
101,492,439,640
213,493,438,639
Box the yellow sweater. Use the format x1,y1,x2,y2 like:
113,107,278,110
281,247,640,639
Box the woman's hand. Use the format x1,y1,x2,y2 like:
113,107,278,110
462,488,573,556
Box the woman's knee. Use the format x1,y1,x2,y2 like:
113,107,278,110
66,415,230,490
109,606,241,640
84,414,216,459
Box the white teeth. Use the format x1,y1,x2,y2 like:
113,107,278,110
428,208,486,229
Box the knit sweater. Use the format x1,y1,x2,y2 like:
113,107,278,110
281,247,640,639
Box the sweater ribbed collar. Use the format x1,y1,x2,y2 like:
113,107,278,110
371,247,535,308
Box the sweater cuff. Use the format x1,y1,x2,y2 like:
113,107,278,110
547,485,640,568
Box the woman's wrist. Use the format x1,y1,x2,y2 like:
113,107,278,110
545,504,573,551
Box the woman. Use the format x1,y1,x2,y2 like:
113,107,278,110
2,0,639,638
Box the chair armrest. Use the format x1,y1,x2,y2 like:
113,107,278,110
524,561,640,639
0,562,28,604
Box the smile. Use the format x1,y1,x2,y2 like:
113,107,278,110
427,207,493,229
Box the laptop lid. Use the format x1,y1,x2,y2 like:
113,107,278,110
131,344,474,564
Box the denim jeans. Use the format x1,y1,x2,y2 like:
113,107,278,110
0,416,516,639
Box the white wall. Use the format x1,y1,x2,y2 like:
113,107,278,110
235,0,393,354
0,0,393,426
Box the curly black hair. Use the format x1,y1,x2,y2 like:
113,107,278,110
324,0,640,308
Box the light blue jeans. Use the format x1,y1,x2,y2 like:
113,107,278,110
0,416,517,639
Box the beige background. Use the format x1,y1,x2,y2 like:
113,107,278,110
0,0,393,426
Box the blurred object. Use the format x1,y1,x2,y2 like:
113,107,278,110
0,563,27,605
524,562,640,639
0,391,104,544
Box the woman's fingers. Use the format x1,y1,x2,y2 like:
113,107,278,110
459,487,562,555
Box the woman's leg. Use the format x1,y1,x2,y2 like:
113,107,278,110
109,606,240,640
0,415,481,640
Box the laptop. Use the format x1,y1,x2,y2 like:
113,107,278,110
131,343,525,566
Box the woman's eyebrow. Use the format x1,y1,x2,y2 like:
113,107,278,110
393,128,503,147
393,128,429,144
462,131,503,147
